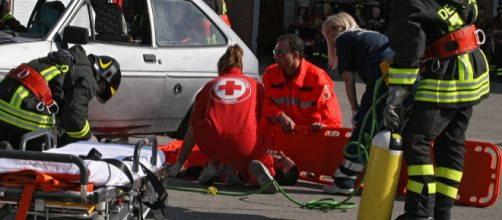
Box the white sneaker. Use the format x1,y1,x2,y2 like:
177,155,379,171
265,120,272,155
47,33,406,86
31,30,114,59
198,163,219,185
322,184,354,195
249,160,277,194
224,165,245,185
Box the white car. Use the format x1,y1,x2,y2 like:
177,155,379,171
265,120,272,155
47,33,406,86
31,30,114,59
0,0,259,139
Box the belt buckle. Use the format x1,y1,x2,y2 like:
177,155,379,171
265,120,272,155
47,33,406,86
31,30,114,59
46,102,59,115
474,29,486,45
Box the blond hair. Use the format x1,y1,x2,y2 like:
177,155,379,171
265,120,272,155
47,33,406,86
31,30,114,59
322,12,360,70
218,44,243,74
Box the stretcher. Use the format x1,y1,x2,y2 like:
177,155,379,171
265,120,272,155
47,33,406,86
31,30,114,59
270,125,502,208
0,129,169,220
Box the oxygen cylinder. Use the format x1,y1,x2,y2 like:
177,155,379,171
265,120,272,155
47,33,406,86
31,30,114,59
358,130,403,220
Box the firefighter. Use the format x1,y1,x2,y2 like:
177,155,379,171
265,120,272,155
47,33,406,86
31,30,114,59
169,45,277,193
320,12,393,195
385,0,489,219
262,33,342,134
203,0,231,27
0,45,121,150
490,5,502,81
0,0,26,32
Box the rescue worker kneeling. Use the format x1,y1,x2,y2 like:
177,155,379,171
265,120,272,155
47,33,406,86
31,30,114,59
0,45,121,150
169,45,278,193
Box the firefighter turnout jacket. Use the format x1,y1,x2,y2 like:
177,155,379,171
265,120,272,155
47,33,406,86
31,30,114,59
262,59,342,127
0,45,98,148
387,0,489,108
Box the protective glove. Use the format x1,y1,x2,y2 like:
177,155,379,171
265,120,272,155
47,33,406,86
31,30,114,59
311,122,325,133
383,86,410,132
47,50,74,67
168,161,184,177
277,113,295,133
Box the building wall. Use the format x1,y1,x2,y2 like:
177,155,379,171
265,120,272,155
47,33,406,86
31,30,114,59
227,0,255,51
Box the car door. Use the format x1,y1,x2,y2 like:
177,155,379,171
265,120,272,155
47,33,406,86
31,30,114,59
149,0,259,133
58,0,175,136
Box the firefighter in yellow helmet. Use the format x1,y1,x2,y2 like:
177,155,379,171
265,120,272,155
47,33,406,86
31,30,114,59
0,45,121,150
385,0,489,219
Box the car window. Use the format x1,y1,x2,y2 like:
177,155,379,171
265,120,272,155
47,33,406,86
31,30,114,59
68,2,92,30
151,0,227,47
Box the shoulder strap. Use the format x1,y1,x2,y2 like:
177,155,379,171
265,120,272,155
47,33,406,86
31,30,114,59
8,64,58,114
140,163,168,215
80,148,134,191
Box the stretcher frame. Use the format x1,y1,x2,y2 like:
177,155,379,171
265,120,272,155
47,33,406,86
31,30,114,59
0,129,169,220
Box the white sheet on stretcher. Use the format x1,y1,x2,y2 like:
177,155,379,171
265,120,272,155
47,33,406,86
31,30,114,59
0,141,165,187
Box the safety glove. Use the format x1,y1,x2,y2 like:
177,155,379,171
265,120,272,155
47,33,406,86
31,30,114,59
383,86,410,132
276,113,295,133
311,122,325,133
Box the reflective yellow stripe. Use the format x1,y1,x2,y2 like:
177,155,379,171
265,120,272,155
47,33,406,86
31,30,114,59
11,86,29,108
448,13,464,31
435,167,463,182
407,180,423,194
388,68,418,85
408,164,434,176
428,182,436,193
67,120,90,138
419,72,488,92
0,109,52,131
0,99,53,125
437,182,458,199
42,67,62,81
415,81,489,103
407,180,436,195
458,54,474,81
222,0,227,14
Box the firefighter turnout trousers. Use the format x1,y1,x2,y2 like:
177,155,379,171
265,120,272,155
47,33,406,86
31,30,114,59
402,105,472,219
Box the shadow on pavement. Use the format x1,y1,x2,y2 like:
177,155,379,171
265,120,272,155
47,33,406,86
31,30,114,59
166,206,285,220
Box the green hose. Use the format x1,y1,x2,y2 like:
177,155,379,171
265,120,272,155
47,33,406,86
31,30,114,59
166,180,357,211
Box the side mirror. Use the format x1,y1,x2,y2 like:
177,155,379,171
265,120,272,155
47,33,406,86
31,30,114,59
63,26,89,44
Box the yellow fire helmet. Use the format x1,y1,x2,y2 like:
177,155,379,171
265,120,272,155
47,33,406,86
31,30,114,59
88,54,121,103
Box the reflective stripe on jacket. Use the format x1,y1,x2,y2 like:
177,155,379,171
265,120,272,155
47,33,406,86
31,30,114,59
0,65,64,131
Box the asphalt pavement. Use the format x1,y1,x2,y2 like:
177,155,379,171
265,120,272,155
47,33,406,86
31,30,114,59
162,55,502,220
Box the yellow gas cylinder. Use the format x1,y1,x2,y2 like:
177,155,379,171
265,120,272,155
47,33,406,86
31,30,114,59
358,130,403,220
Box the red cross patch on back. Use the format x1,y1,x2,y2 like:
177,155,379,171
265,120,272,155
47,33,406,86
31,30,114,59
210,77,251,104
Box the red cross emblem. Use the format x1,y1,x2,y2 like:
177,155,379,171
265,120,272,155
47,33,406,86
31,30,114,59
210,78,251,104
218,80,242,96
